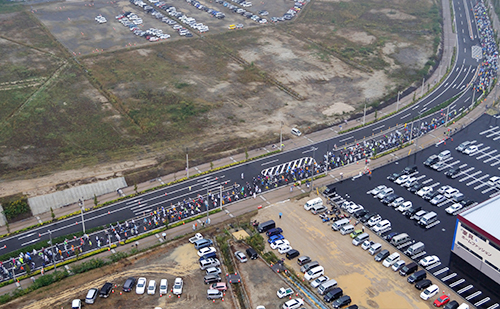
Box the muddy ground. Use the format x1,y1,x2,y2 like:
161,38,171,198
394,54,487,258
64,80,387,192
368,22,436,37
253,194,467,309
2,238,235,309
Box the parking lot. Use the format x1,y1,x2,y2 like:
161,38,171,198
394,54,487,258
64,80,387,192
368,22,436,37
327,113,500,308
34,0,300,55
253,196,463,309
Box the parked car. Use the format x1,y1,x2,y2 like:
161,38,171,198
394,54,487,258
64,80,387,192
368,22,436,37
332,295,351,308
361,240,375,250
85,288,98,304
446,203,463,214
210,282,227,291
277,287,294,298
420,284,439,300
297,256,311,266
235,251,247,262
204,274,221,284
271,239,290,250
419,255,440,267
172,277,183,295
123,277,136,292
147,280,157,295
159,279,168,294
197,247,216,257
99,282,113,298
282,298,304,309
392,260,405,272
136,277,147,294
434,295,450,307
414,279,432,290
374,249,390,262
311,275,329,288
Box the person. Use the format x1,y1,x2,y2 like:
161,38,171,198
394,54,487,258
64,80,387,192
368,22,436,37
279,212,282,219
362,226,365,232
241,173,244,179
340,172,343,180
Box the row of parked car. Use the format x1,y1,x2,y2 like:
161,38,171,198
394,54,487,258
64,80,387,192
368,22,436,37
213,0,267,24
269,1,306,23
116,12,171,41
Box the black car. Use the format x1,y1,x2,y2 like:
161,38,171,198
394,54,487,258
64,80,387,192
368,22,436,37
353,209,369,219
374,249,390,262
345,306,358,309
443,300,460,309
408,183,423,193
100,282,113,298
414,279,432,290
323,184,336,196
123,277,136,292
424,155,439,167
402,165,418,175
332,295,351,308
324,287,343,303
360,212,376,223
461,199,476,207
381,193,398,204
445,167,461,178
387,172,402,181
384,232,398,241
404,206,422,218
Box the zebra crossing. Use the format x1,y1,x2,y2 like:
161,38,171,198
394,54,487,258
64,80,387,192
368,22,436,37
261,157,315,176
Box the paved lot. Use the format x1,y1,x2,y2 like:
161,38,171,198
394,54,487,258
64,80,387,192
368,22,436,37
253,197,469,309
329,113,500,308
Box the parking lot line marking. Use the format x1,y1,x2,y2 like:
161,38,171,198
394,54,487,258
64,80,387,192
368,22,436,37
426,262,441,270
459,163,468,169
474,183,489,190
429,182,441,189
475,297,491,307
494,161,500,167
479,126,498,135
477,149,497,160
437,200,451,207
493,135,500,141
433,267,449,276
482,186,498,194
422,178,433,184
467,174,488,186
466,291,482,300
460,170,482,182
484,154,500,163
442,273,457,281
415,175,426,181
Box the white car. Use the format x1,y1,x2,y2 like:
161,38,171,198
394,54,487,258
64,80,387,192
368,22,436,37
463,145,478,155
396,201,412,212
430,194,446,205
276,287,294,299
417,186,432,197
311,275,328,288
487,176,500,186
282,298,304,309
189,233,203,243
420,284,439,300
136,277,147,294
369,185,387,195
347,204,363,214
376,188,394,199
278,245,293,254
159,279,168,294
389,197,404,208
444,188,460,198
172,277,183,295
367,214,381,227
271,239,290,250
446,203,463,214
291,128,302,136
403,177,417,187
438,185,452,194
197,247,216,257
395,175,410,185
361,240,374,250
392,260,406,272
372,219,391,232
206,267,222,275
419,255,440,267
382,252,400,267
147,280,156,295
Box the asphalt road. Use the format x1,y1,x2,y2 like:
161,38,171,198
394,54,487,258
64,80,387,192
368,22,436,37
331,113,500,308
0,0,485,257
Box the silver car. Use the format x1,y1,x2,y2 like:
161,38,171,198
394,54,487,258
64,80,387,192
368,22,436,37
235,251,247,263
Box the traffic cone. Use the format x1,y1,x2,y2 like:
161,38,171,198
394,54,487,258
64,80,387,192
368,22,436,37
178,295,180,298
213,299,215,303
112,290,114,293
120,292,122,295
160,294,162,297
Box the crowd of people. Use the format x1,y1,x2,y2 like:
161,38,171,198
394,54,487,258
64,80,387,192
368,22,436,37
473,0,498,93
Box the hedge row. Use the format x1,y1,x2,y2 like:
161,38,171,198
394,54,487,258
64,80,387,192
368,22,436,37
370,142,411,160
0,150,280,239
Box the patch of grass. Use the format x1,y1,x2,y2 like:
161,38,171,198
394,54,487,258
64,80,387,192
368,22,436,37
0,87,36,121
0,0,22,14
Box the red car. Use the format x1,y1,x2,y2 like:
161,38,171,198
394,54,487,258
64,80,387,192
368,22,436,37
433,295,450,307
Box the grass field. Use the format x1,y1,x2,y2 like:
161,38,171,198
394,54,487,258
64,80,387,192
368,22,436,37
0,0,442,184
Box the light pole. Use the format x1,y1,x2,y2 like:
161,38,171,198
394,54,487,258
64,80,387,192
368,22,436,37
78,198,86,235
363,104,366,125
310,146,317,192
205,179,210,225
279,121,283,151
186,147,189,178
48,230,56,271
396,91,400,112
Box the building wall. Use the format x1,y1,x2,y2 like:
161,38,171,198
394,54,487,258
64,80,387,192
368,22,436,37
452,221,500,285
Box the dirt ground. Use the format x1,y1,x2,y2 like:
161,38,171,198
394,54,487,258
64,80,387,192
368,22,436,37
253,194,466,309
2,238,235,309
232,241,311,309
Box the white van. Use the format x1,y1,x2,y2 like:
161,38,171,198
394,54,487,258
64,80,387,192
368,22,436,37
340,224,355,235
438,150,451,161
390,233,411,246
368,243,382,255
318,279,337,295
352,233,369,246
311,204,327,215
372,219,391,232
304,197,323,211
331,218,350,231
419,211,437,226
304,266,324,280
200,258,220,270
405,242,425,256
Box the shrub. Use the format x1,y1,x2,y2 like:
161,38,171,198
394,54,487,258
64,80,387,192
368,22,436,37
3,198,31,222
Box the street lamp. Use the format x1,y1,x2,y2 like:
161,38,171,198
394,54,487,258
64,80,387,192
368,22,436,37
310,146,317,192
78,198,86,235
280,121,284,151
48,230,56,271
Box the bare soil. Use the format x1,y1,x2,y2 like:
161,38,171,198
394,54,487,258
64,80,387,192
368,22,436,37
2,238,235,309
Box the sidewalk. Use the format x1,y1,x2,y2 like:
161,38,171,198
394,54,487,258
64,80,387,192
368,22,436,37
0,0,457,236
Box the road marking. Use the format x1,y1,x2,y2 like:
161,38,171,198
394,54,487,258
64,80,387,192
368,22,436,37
126,198,143,205
475,297,491,307
261,159,279,166
400,113,411,119
482,186,498,194
433,267,448,276
412,105,420,110
466,291,482,300
422,178,433,184
18,233,35,240
230,156,237,163
479,126,498,135
441,273,457,281
429,182,440,189
339,136,353,143
449,278,465,288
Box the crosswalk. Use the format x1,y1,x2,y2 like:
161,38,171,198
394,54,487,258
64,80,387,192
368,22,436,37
261,157,315,176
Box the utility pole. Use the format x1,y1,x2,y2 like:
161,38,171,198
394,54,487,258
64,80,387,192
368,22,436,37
48,230,56,271
186,148,189,178
396,91,400,112
219,184,223,211
421,78,425,97
363,104,366,125
310,146,317,192
279,121,283,151
206,179,210,225
78,198,86,234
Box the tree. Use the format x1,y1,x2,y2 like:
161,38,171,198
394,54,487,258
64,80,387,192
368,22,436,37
75,247,81,260
134,183,138,193
50,207,55,221
210,162,214,170
93,194,98,207
245,148,249,160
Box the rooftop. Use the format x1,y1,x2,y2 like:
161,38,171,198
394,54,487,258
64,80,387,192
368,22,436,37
459,194,500,245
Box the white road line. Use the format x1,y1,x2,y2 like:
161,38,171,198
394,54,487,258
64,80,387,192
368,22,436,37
484,154,500,163
474,183,489,190
429,182,441,189
412,105,420,110
459,163,468,169
372,125,385,131
400,113,411,119
480,126,498,135
422,178,433,185
126,198,143,205
261,159,279,166
339,136,353,143
18,233,35,240
460,171,482,182
482,186,498,194
230,157,237,163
